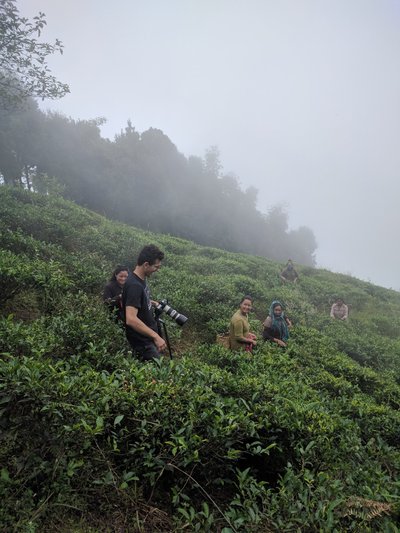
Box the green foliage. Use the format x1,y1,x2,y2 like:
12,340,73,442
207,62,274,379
0,187,400,531
0,0,69,108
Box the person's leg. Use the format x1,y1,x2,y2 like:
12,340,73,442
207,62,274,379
134,343,160,362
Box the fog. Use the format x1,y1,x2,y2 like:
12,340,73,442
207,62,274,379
18,0,400,290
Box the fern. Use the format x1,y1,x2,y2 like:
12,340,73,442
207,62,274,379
342,496,393,521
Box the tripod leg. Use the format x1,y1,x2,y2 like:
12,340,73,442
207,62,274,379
156,318,173,359
162,321,173,360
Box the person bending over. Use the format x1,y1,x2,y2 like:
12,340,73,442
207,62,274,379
330,298,348,320
263,300,292,348
122,244,166,361
103,265,129,322
229,295,257,352
280,259,299,284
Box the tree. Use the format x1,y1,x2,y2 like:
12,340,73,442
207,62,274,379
36,113,111,209
0,98,45,186
0,0,69,108
204,145,222,178
287,226,317,266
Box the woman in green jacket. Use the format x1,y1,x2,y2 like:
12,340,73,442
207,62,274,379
229,295,257,351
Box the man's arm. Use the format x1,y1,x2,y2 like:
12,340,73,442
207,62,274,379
125,306,166,351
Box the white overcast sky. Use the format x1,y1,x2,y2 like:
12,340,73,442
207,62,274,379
18,0,400,290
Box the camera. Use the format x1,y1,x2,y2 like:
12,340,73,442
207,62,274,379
154,299,188,326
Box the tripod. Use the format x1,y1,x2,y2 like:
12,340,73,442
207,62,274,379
156,317,173,359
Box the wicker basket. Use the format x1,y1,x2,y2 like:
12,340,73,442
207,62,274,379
216,333,230,349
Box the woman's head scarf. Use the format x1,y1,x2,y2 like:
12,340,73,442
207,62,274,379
269,300,289,341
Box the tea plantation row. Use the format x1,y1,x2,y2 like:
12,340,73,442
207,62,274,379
0,187,399,532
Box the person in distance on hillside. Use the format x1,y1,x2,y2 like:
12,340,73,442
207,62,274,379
280,259,299,284
229,295,257,352
122,244,166,361
103,265,129,322
262,300,292,348
330,298,349,320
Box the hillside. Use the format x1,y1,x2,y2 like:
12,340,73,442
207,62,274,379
0,186,399,532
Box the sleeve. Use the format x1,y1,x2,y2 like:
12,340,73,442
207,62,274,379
232,317,245,340
263,330,275,341
262,316,274,340
103,283,116,302
125,283,143,310
330,305,335,318
263,316,272,329
343,305,349,319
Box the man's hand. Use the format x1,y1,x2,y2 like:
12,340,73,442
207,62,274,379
154,334,166,352
276,339,287,347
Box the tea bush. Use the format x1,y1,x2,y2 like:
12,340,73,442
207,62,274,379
1,186,400,531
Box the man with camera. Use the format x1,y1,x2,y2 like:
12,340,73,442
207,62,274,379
122,244,166,361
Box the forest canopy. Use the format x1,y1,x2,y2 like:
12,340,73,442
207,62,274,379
0,103,317,265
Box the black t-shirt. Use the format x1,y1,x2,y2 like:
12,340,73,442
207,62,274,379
122,273,157,347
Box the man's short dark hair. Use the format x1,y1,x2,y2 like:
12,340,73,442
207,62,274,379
137,244,164,266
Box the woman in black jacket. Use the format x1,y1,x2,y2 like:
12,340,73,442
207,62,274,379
103,265,129,322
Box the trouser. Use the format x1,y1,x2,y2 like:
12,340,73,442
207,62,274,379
131,343,161,362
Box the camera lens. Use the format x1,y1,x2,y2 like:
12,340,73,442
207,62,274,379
155,301,188,326
163,304,188,326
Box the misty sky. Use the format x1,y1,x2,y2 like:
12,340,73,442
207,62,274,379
18,0,400,290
